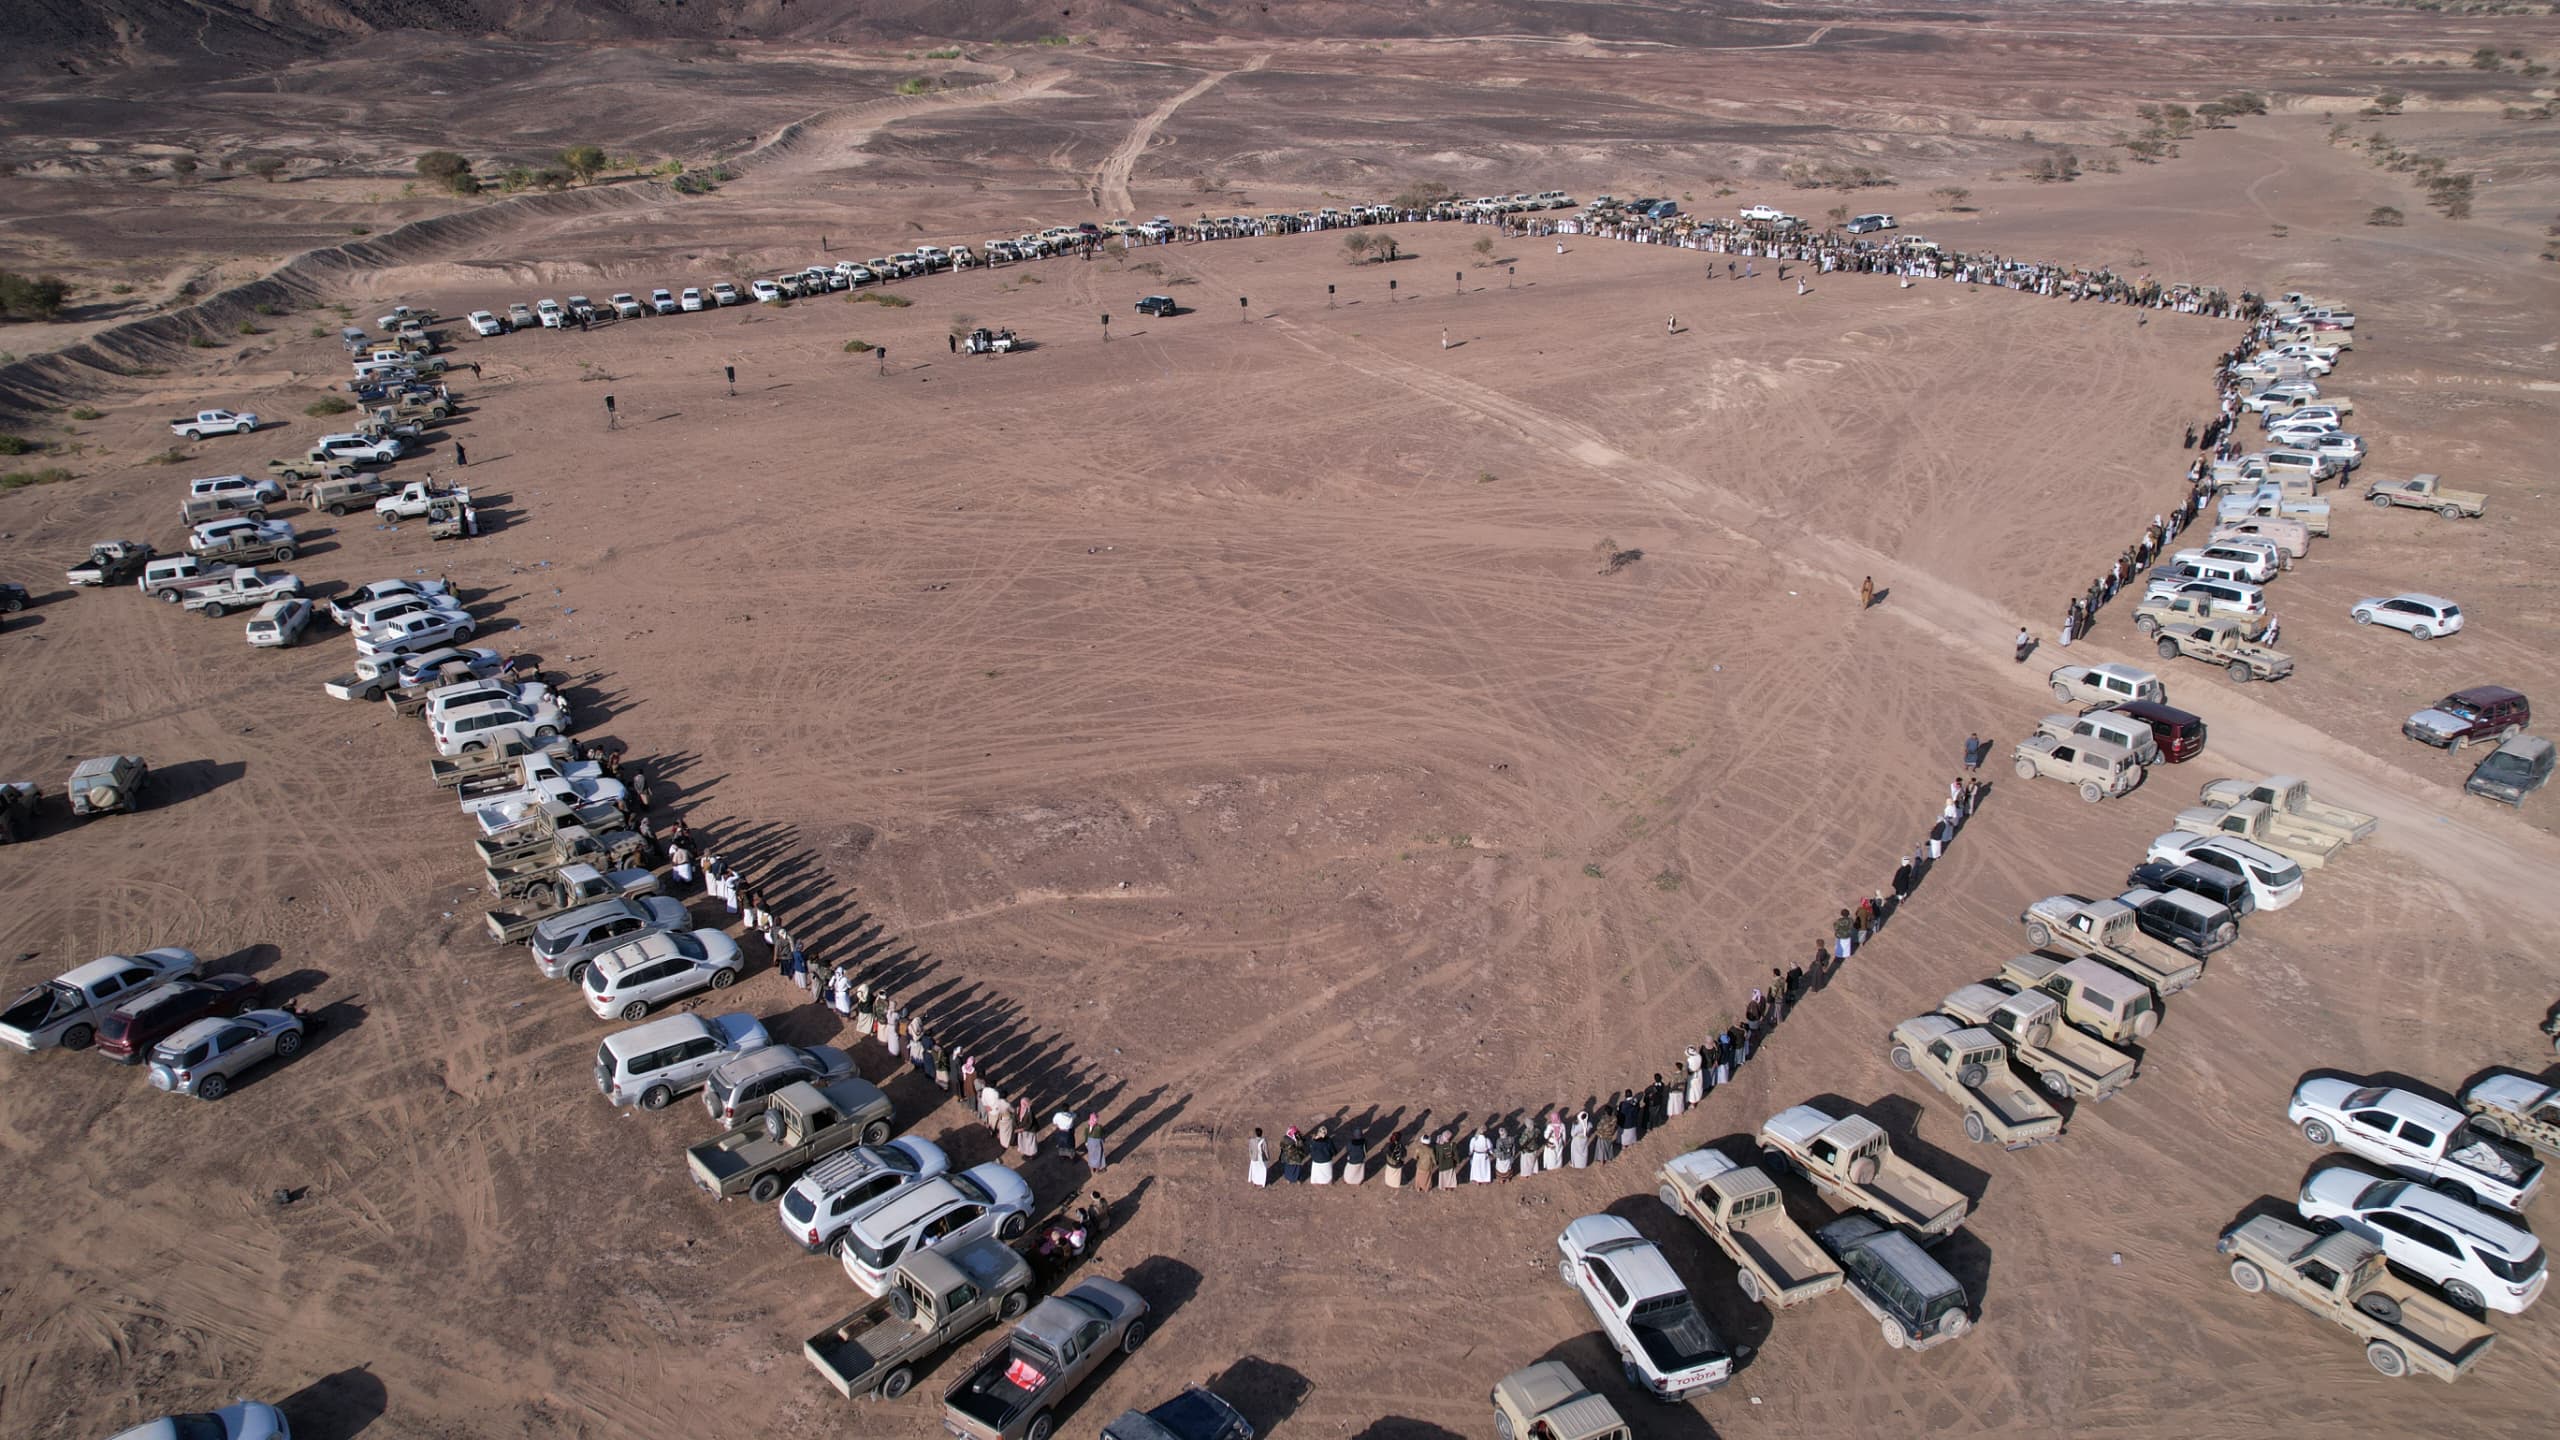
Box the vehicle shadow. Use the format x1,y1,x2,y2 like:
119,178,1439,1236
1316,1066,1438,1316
1204,1355,1311,1435
276,1365,388,1440
257,967,334,1006
1347,1421,1468,1440
213,942,284,975
1931,1226,1999,1322
149,759,247,809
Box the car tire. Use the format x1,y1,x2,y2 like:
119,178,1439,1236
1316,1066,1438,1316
621,999,649,1021
2040,1069,2071,1099
999,1212,1029,1241
2353,610,2373,625
1961,1112,1988,1144
565,962,588,986
879,1366,915,1401
1120,1320,1149,1355
204,601,227,618
2156,638,2181,660
2301,1118,2334,1147
274,546,295,562
2226,660,2253,684
2365,1341,2408,1378
863,1119,891,1146
161,589,182,604
1000,1289,1030,1320
708,968,736,990
198,1072,229,1101
2079,780,2104,803
1888,1044,1915,1072
641,1084,671,1110
1496,1408,1518,1440
276,1029,303,1058
2013,758,2037,781
2438,505,2463,520
61,1023,94,1051
2355,1291,2403,1326
328,503,348,516
750,1174,784,1203
2051,683,2074,704
535,725,558,739
2435,1179,2478,1207
1881,1314,1907,1348
1027,1413,1056,1440
1736,1268,1762,1303
1957,1062,1989,1089
2369,493,2394,510
2024,921,2053,949
2228,1258,2266,1293
2413,625,2432,641
2136,617,2159,637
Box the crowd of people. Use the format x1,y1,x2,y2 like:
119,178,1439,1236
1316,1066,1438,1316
1245,767,1991,1192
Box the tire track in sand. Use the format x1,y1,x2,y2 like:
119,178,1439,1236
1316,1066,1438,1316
1092,55,1268,214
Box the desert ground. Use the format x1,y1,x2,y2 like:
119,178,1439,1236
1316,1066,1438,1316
5,5,2560,1438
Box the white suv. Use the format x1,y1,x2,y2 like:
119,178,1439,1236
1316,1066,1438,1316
595,1011,768,1110
837,1165,1037,1293
778,1138,950,1252
2145,832,2302,911
2298,1163,2546,1314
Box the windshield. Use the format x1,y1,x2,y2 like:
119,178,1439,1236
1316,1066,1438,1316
2477,752,2535,780
667,933,705,963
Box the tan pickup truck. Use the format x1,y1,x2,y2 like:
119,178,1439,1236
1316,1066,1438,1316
2172,799,2342,869
2019,895,2203,997
1937,983,2136,1102
806,1236,1034,1400
1888,1015,2064,1148
2365,472,2486,520
1756,1104,1969,1239
1657,1147,1844,1310
1996,953,2161,1046
2195,774,2376,844
1491,1362,1629,1440
2219,1215,2495,1381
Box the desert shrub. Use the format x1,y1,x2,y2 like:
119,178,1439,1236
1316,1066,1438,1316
187,333,217,348
560,145,607,183
852,291,911,307
2367,205,2406,226
843,338,874,353
0,467,73,490
68,406,102,420
236,319,259,335
0,434,33,455
1931,185,1973,210
924,47,962,59
247,156,286,182
897,76,934,95
1344,233,1376,263
417,151,477,194
0,269,70,321
306,396,353,416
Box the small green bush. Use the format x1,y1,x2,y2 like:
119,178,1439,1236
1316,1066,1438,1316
843,338,875,353
0,434,34,454
306,396,353,416
924,47,962,59
68,406,103,421
188,334,218,348
0,467,74,490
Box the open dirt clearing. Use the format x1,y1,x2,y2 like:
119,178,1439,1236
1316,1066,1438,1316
5,13,2560,1440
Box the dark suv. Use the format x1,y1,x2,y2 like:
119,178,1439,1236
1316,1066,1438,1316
1135,295,1179,317
2127,859,2254,917
2403,686,2529,751
2089,698,2207,763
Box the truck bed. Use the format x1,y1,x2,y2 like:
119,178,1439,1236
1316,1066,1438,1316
2043,1031,2136,1099
1860,1163,1969,1238
2367,1278,2497,1378
1966,1079,2063,1146
1729,1227,1844,1307
2290,797,2377,841
2101,936,2204,996
2259,817,2344,866
947,1344,1048,1433
689,1129,787,1188
804,1297,905,1397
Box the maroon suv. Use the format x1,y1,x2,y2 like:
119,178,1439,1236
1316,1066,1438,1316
2091,698,2208,764
95,974,263,1064
2404,686,2530,751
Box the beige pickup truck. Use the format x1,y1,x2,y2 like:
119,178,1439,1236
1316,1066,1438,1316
2195,774,2376,843
2011,734,2144,804
2365,472,2486,520
1756,1104,1969,1239
2019,894,2203,997
1657,1147,1844,1310
2219,1215,2495,1381
1888,1015,2064,1148
1491,1362,1629,1440
2172,798,2342,869
1937,983,2136,1101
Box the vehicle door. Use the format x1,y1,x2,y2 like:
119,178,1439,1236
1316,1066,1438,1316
210,1022,262,1071
1582,1255,1633,1340
2381,599,2431,628
2344,1104,2411,1158
627,958,686,992
2364,1211,2462,1278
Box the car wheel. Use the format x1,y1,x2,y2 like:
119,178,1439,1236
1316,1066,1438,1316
535,725,558,739
999,1211,1029,1241
2079,780,2104,803
565,961,588,986
1962,1112,1988,1144
750,1174,784,1203
2369,493,2395,510
198,1072,229,1101
1881,1314,1907,1348
204,601,227,618
1026,1412,1056,1440
1957,1062,1989,1089
2226,660,2254,684
2413,625,2433,641
2355,1291,2403,1326
621,999,649,1021
2434,1178,2478,1207
2024,921,2053,949
2439,504,2464,520
1000,1289,1030,1320
276,1029,303,1058
1120,1319,1149,1355
1496,1408,1518,1440
2051,683,2074,704
1888,1043,1915,1072
273,545,295,562
2365,1341,2408,1378
2300,1118,2334,1147
863,1119,891,1146
641,1084,672,1111
708,968,736,990
2040,1069,2071,1099
61,1023,94,1051
2353,610,2373,625
328,503,348,516
2156,638,2181,660
2136,617,2159,637
160,589,182,604
878,1366,915,1401
2228,1258,2266,1293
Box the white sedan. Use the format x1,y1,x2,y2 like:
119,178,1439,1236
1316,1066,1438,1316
2352,593,2462,641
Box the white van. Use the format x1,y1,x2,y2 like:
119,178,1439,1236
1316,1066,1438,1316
595,1012,769,1110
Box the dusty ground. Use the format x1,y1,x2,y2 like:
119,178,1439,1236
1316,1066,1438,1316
5,7,2560,1439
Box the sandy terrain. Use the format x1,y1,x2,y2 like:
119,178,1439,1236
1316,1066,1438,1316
5,6,2560,1439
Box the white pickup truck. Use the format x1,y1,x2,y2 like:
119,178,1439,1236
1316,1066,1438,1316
1556,1214,1733,1401
180,569,304,617
2290,1078,2544,1213
168,409,260,439
377,481,464,521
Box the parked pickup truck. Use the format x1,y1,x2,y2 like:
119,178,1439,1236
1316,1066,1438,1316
942,1278,1151,1440
137,553,234,601
2196,774,2376,843
325,647,495,705
1887,1015,2063,1149
451,745,596,801
2290,1078,2544,1213
1489,1363,1628,1440
806,1236,1036,1401
2172,799,2342,869
303,473,391,515
2218,1215,2495,1381
484,827,649,903
2461,1075,2560,1161
1555,1214,1732,1402
179,569,302,617
1756,1104,1968,1239
0,948,199,1052
189,527,299,567
687,1077,894,1202
2018,894,2203,997
1656,1147,1844,1309
430,734,570,790
476,806,626,865
484,862,657,943
67,540,154,587
2219,483,2331,536
169,409,259,438
376,480,462,521
2153,620,2293,684
1937,983,2135,1102
2366,473,2486,520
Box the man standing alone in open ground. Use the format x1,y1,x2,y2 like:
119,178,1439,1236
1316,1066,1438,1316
1859,575,1875,610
